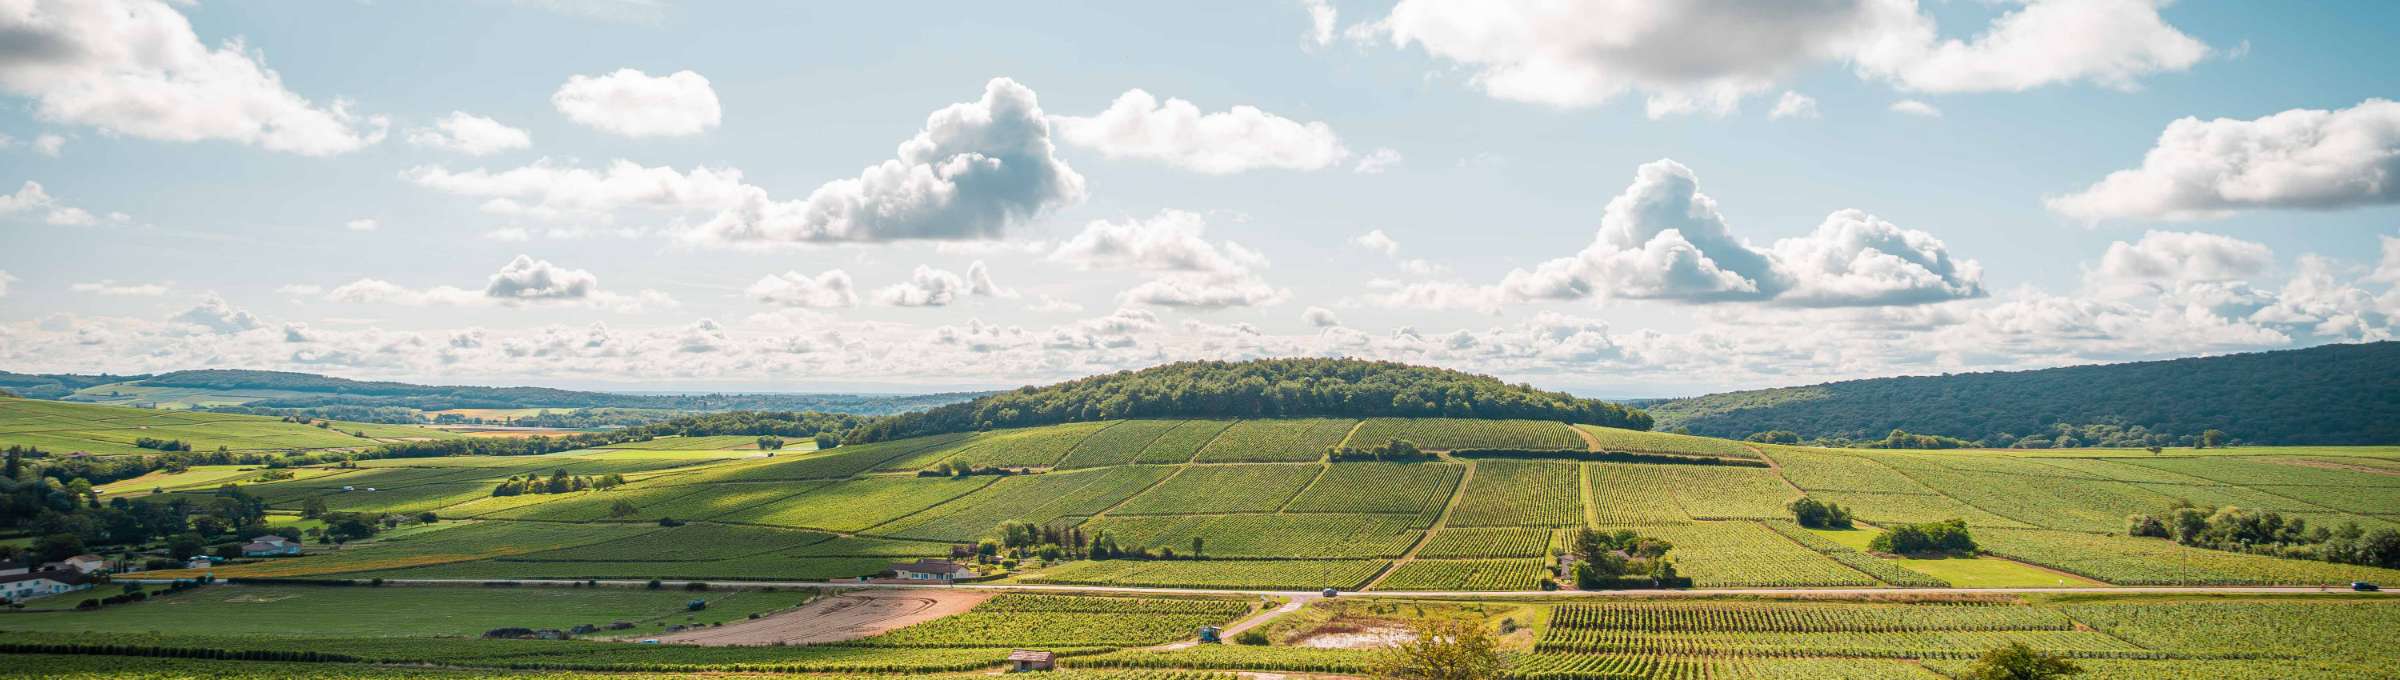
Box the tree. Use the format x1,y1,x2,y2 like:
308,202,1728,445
1372,619,1505,680
1190,536,1205,559
1962,642,2082,679
167,533,205,560
299,496,329,519
31,533,85,562
814,433,842,449
1787,497,1853,529
2197,429,2226,448
755,436,784,451
609,500,639,519
2125,514,2168,538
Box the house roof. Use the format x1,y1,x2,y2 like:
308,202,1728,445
890,559,968,573
1006,649,1055,662
0,570,89,586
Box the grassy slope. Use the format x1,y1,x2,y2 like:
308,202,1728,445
0,397,457,455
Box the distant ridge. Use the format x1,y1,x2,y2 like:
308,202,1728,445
1643,341,2400,446
853,358,1650,442
0,368,985,416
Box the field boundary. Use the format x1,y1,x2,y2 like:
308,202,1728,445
1364,457,1478,592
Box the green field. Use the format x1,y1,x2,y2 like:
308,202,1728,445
0,397,457,456
0,584,795,637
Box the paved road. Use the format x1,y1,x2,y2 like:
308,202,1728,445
173,577,2386,600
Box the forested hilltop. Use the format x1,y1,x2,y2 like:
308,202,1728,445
852,358,1650,442
1643,341,2400,447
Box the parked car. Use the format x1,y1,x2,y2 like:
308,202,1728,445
1321,588,1338,597
2353,581,2380,592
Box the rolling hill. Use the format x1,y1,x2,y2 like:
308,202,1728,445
1641,341,2400,447
0,368,985,416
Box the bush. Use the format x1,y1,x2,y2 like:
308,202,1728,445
1869,519,1976,556
1788,497,1854,529
1235,630,1270,645
645,579,663,590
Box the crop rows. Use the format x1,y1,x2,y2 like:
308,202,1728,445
1416,527,1557,558
1757,448,1931,494
718,476,992,532
1071,646,1380,675
1977,527,2400,585
941,421,1115,469
1057,420,1186,468
1110,464,1318,515
879,466,1173,542
1351,417,1584,451
856,612,1231,648
1022,558,1387,590
1640,523,1878,588
1577,425,1760,459
1084,513,1423,559
1761,521,1948,588
1449,460,1583,527
2059,601,2400,664
974,593,1252,618
1375,558,1548,591
1285,462,1462,516
1192,419,1356,463
1548,602,2070,634
510,523,833,562
1133,420,1235,464
1532,630,2152,660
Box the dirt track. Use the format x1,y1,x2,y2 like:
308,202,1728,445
652,589,991,646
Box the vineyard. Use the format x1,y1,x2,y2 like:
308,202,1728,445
1448,460,1584,527
1108,464,1319,515
852,594,1251,648
1190,419,1356,463
1578,425,1761,459
1376,558,1551,590
1417,527,1559,558
1021,558,1388,590
1351,418,1585,451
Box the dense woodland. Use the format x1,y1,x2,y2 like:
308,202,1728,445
1643,341,2400,446
851,358,1652,442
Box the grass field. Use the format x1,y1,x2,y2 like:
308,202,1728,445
0,584,794,637
0,397,456,456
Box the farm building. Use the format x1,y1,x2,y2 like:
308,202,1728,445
41,554,109,574
0,560,24,576
1005,649,1055,672
242,535,303,557
0,569,92,603
889,559,975,581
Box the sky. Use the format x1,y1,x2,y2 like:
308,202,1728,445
1,0,2396,397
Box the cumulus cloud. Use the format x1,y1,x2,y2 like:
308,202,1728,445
1050,210,1266,275
1303,306,1341,328
1301,0,1339,46
0,0,387,155
171,295,260,333
407,111,533,155
71,280,167,296
1120,274,1289,309
691,78,1085,244
1352,229,1401,257
1500,159,1981,306
1363,0,2205,117
30,133,64,157
2048,99,2400,222
2090,230,2273,288
0,180,105,225
746,269,858,308
1769,91,1819,120
1889,99,1941,117
551,69,720,137
322,256,670,312
345,218,378,232
878,264,1008,307
0,270,14,297
1053,89,1350,173
1353,147,1405,174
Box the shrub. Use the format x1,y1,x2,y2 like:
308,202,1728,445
1788,497,1854,529
1236,630,1270,645
1869,519,1977,556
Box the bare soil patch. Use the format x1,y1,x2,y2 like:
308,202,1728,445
654,589,990,646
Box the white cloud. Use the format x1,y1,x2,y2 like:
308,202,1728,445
2047,98,2400,222
1301,0,1339,46
486,255,600,301
0,180,105,226
690,78,1086,244
1027,295,1085,313
878,265,988,307
0,0,387,155
345,218,379,232
1501,159,1981,306
0,270,14,297
1769,91,1819,120
1050,210,1267,275
510,0,669,24
1365,0,2204,117
1303,306,1341,328
30,134,65,157
407,111,533,155
1120,274,1289,309
2091,230,2274,289
551,69,720,137
70,280,167,296
1351,229,1401,257
171,295,260,333
2372,235,2400,285
966,260,1013,298
1357,280,1504,313
1850,0,2210,94
405,158,752,223
747,269,858,308
1053,89,1350,174
1889,99,1941,117
323,256,670,312
1353,147,1404,174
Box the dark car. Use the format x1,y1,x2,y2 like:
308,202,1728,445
2353,581,2380,592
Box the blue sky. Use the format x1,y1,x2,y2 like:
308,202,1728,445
1,0,2396,396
